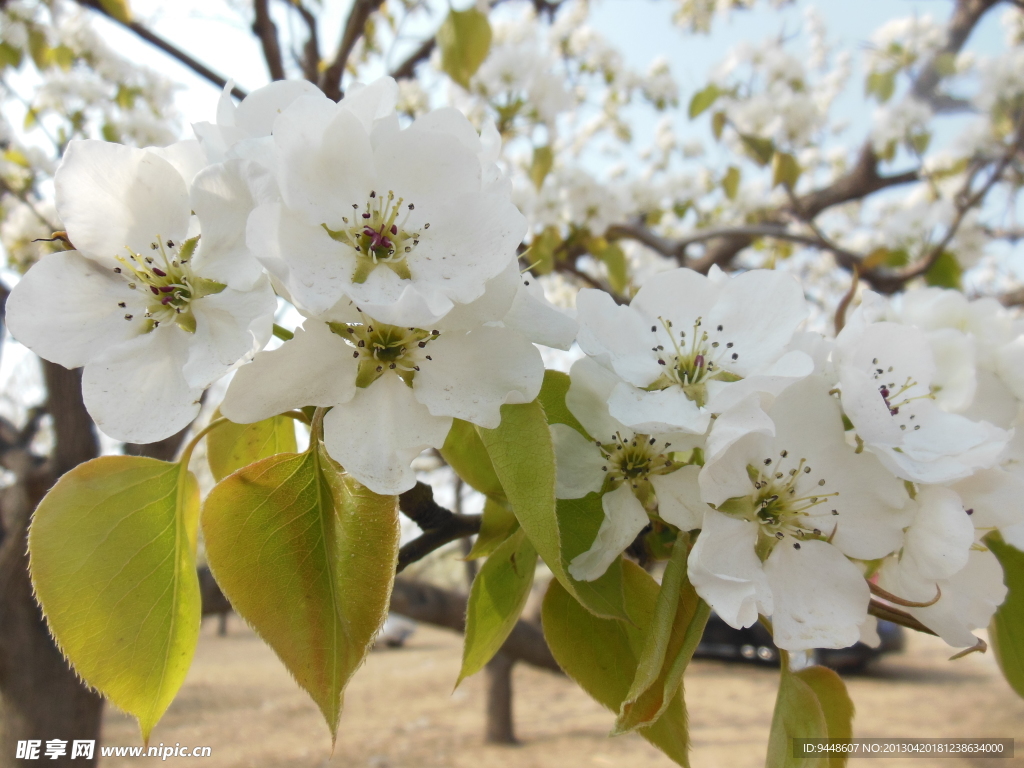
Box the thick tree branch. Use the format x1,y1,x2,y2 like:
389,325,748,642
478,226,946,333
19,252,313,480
253,0,287,81
319,0,385,102
397,482,481,573
288,0,322,83
390,36,435,81
73,0,248,100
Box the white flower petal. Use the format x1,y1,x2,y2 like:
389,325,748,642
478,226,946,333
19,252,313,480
576,288,662,387
221,320,358,423
704,350,813,414
901,486,974,581
764,539,869,651
567,484,648,582
82,326,201,443
149,140,206,187
340,77,399,133
607,382,709,435
565,356,630,442
323,374,452,495
6,250,144,369
551,423,606,499
502,274,579,350
56,140,190,263
631,268,717,338
651,465,706,530
236,79,321,137
183,278,276,390
413,325,543,427
688,509,771,629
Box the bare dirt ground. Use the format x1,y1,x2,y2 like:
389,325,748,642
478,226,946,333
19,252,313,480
100,616,1024,768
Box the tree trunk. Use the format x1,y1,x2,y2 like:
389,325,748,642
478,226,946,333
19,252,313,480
484,652,517,745
0,365,102,768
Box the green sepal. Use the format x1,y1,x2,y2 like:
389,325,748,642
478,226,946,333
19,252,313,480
457,527,537,685
28,455,202,743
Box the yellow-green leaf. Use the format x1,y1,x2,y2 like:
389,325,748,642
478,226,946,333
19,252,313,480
772,151,801,189
596,241,630,295
441,417,505,501
525,226,561,274
27,29,50,70
479,401,628,621
206,413,298,482
688,83,721,119
0,42,23,70
766,654,853,768
437,7,492,89
989,535,1024,699
458,527,537,684
542,562,692,766
711,110,727,140
865,70,896,103
466,497,519,560
100,0,133,24
537,370,586,435
201,443,399,740
739,133,775,166
530,144,554,190
615,538,710,733
722,165,741,200
29,456,201,742
925,251,962,289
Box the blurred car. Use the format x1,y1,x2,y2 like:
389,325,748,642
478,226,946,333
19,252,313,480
694,612,904,672
374,613,417,649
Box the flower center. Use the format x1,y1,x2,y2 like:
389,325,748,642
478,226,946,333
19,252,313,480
329,313,439,388
716,450,839,558
869,357,932,431
321,190,429,285
646,317,742,407
596,432,682,511
113,236,224,333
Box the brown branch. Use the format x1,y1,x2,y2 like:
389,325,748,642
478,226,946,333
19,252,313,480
73,0,248,100
253,0,287,81
390,36,435,81
397,481,481,573
910,0,1001,105
288,0,322,83
319,0,385,102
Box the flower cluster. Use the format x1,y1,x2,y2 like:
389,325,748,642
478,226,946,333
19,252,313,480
554,268,1019,652
7,76,576,494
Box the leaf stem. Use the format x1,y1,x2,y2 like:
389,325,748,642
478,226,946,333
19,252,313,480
178,417,230,470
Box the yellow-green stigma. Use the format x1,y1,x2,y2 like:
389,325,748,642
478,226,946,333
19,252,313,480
321,190,427,284
646,317,742,407
113,235,224,333
329,314,439,388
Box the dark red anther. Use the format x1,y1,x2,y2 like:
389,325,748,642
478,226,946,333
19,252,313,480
966,508,974,515
390,224,398,235
889,407,899,416
879,387,890,398
159,286,175,293
364,227,377,237
694,354,705,368
150,286,160,295
380,237,392,249
152,267,167,277
161,297,172,305
362,213,371,219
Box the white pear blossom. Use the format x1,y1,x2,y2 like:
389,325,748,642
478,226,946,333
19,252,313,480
834,301,1010,484
6,139,276,443
689,378,912,650
575,266,813,436
243,79,527,327
221,277,555,495
552,357,706,581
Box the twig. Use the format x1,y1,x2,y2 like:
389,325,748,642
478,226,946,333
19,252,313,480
288,0,322,83
397,481,481,573
72,0,247,100
253,0,287,81
390,36,435,81
319,0,385,102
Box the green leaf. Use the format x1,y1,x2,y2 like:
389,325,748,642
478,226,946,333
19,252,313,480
479,400,628,621
739,133,775,166
466,497,519,560
596,241,629,294
51,44,75,71
711,110,727,140
201,442,399,740
206,413,298,482
458,527,537,684
29,456,201,742
615,538,710,733
865,70,896,103
989,535,1024,699
688,83,721,119
765,655,854,768
772,151,801,189
925,251,962,289
542,561,692,766
525,226,561,275
27,29,50,70
530,144,554,190
537,370,586,435
441,417,505,501
722,165,741,200
0,42,23,70
437,7,492,89
100,0,133,24
101,123,120,143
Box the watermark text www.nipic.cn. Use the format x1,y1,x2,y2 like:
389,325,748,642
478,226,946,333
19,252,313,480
16,740,213,760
